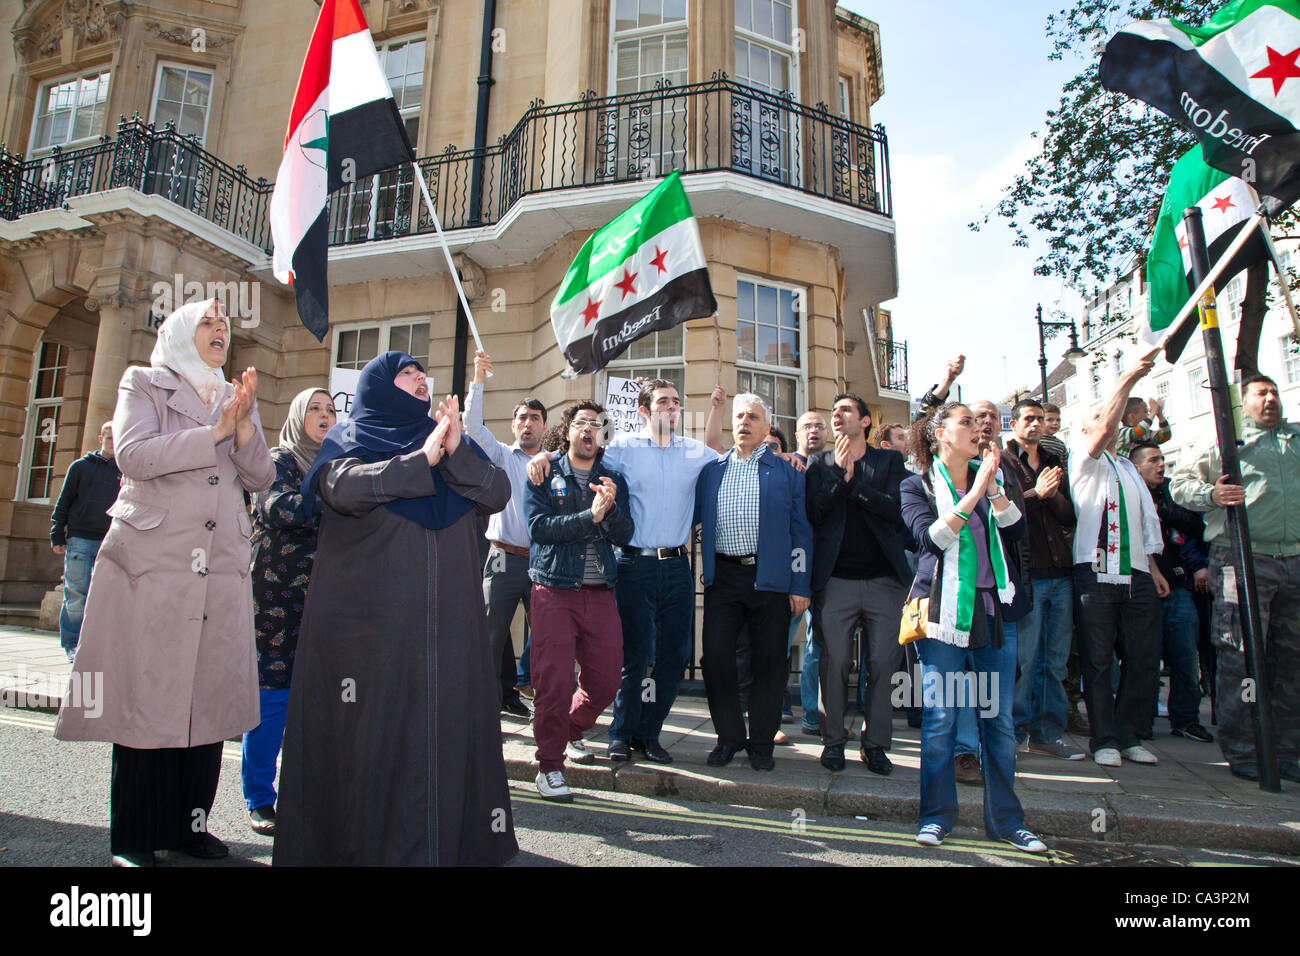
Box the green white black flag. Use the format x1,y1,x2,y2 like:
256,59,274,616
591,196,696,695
1143,145,1267,357
550,170,716,377
1100,0,1300,215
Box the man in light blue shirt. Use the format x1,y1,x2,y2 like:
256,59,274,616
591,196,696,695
464,351,547,716
530,379,726,762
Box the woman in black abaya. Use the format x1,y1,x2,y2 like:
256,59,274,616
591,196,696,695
273,350,517,866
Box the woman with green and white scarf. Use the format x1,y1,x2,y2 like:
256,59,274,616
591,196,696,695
900,402,1046,854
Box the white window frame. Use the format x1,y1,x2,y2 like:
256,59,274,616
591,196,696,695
17,341,69,503
1281,333,1300,385
28,68,112,154
607,1,689,181
732,0,801,186
333,34,426,243
148,62,215,144
837,75,851,119
330,318,432,373
735,273,808,439
1186,364,1210,413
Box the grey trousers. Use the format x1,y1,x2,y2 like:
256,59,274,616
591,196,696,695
1209,546,1300,768
816,574,908,750
483,548,531,706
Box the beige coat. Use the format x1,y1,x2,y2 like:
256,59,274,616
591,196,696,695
54,365,276,748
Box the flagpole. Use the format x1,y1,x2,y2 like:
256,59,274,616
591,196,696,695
1182,206,1280,794
410,161,488,360
1153,210,1267,349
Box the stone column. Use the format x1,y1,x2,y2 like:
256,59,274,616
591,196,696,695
83,300,135,435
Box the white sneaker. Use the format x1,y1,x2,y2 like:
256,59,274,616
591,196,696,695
1093,747,1122,767
535,770,573,802
1121,744,1159,765
566,739,595,764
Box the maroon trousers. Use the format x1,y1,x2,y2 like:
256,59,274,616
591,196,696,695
530,584,624,773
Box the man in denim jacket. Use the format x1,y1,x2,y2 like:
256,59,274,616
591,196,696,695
525,401,634,801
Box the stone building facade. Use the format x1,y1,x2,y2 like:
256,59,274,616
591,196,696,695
0,0,907,618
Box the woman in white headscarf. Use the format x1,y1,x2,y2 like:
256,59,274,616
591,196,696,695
241,387,336,837
54,297,276,868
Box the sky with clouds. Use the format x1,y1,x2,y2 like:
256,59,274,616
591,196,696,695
840,0,1100,403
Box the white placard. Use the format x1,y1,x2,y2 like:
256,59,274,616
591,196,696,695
605,376,643,437
328,367,362,422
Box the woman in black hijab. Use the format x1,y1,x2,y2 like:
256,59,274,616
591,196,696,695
273,351,517,866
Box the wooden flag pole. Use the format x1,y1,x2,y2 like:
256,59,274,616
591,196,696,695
410,161,488,365
1153,210,1267,349
1183,206,1280,794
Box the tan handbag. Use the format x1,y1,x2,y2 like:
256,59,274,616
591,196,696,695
898,585,928,646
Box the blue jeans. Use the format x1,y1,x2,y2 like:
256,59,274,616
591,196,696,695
955,620,1016,757
1014,576,1073,743
915,620,1024,839
59,536,101,654
794,609,820,730
515,634,532,686
1160,589,1203,729
241,687,290,811
610,553,694,743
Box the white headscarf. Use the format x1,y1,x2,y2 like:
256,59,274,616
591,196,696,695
279,388,333,475
151,298,228,411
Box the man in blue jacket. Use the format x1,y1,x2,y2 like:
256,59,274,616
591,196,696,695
49,422,120,661
695,393,813,771
525,401,634,801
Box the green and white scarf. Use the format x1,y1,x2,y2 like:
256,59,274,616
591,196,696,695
1094,452,1133,584
929,460,1016,647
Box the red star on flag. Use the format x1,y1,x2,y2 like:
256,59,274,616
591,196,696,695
649,246,669,275
1109,523,1119,532
615,268,638,301
1251,45,1300,95
1108,544,1118,554
581,296,602,327
1210,194,1235,213
1108,501,1118,512
1178,235,1189,250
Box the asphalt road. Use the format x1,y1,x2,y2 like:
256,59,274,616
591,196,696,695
1,707,1293,869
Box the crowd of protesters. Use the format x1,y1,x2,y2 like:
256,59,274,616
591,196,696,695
49,311,1299,865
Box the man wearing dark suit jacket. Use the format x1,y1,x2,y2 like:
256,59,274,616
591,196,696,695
806,393,912,774
695,394,813,771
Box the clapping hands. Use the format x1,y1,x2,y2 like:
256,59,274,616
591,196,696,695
424,395,463,465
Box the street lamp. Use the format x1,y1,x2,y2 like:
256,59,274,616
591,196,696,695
1036,303,1086,404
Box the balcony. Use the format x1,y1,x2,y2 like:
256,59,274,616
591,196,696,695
2,77,895,302
875,338,908,394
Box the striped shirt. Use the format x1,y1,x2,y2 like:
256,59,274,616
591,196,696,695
714,444,766,556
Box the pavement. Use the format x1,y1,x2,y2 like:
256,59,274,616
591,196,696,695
4,623,1299,857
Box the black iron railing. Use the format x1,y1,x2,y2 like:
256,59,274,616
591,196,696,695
331,75,891,245
2,77,892,253
876,338,908,393
0,115,272,248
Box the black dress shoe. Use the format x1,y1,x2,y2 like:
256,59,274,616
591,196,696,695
748,748,775,771
176,832,228,859
862,746,893,776
706,743,743,767
820,743,846,771
633,737,673,764
110,851,156,867
501,693,531,718
1229,762,1260,781
249,804,277,835
608,738,631,762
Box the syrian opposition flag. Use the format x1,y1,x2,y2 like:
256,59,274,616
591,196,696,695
270,0,414,341
1100,0,1300,215
1143,145,1268,357
550,170,716,377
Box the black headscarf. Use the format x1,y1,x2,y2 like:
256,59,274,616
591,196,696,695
302,350,487,530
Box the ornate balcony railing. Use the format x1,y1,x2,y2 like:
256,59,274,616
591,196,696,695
2,76,892,254
0,115,272,248
876,338,908,394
